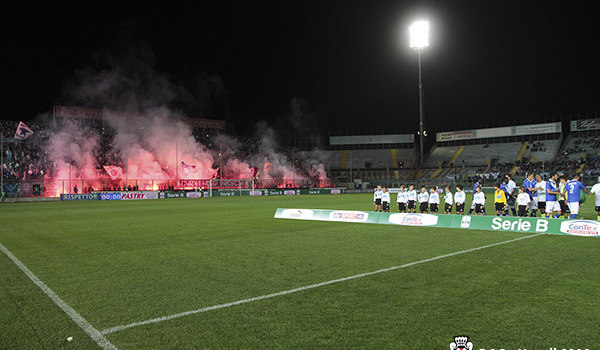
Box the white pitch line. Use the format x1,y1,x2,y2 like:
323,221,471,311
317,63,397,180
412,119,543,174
101,232,542,335
0,242,119,350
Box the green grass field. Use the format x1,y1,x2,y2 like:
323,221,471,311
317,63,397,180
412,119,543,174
1,194,599,349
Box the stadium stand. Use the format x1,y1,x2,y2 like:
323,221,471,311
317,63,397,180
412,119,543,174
423,145,459,168
522,139,561,162
7,116,600,195
559,134,600,161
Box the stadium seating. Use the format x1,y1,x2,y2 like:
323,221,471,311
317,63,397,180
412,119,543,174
307,149,416,170
559,135,600,161
427,143,523,167
522,139,561,162
423,146,460,167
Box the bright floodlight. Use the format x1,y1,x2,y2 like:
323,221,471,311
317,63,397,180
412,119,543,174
409,20,429,49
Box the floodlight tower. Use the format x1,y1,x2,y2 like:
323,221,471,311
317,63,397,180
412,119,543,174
409,19,429,167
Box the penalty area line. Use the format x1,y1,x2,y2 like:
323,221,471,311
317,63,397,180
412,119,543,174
101,232,543,335
0,242,119,350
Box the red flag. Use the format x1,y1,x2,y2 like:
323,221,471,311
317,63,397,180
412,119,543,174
14,122,34,140
103,165,124,179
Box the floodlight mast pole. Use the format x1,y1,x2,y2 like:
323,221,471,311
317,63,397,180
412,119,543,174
409,19,429,167
417,49,424,167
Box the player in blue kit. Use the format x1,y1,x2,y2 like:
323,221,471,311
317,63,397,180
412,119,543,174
564,174,588,219
523,173,538,217
545,172,562,218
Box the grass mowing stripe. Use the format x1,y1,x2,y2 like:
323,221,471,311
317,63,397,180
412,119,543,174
101,232,542,335
0,242,119,350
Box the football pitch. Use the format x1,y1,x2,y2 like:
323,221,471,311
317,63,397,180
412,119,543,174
1,194,599,349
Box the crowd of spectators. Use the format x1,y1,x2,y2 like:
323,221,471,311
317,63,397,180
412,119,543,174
560,136,600,158
528,141,547,153
1,120,51,181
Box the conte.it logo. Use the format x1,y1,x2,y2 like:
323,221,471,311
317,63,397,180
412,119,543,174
449,335,473,350
460,216,471,228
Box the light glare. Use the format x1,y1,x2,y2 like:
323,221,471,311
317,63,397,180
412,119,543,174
409,20,429,49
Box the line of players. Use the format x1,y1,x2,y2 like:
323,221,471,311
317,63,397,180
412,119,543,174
373,173,600,219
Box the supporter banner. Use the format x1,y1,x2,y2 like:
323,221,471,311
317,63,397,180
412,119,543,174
329,134,414,145
120,191,159,200
179,179,248,188
571,118,600,131
60,193,99,201
436,122,562,142
274,209,599,237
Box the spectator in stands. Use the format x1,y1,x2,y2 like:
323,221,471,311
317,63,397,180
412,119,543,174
73,185,78,194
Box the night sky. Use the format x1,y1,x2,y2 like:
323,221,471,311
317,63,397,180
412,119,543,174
3,1,600,136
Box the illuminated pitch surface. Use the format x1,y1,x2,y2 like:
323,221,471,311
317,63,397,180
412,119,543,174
1,194,598,349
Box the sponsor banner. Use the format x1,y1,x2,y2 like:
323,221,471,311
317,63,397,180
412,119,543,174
60,193,99,201
99,192,122,201
185,191,205,198
274,209,598,237
571,118,600,131
249,190,263,196
277,209,315,220
331,189,341,194
436,130,475,142
388,213,439,226
284,190,298,195
512,122,561,136
120,191,159,200
436,122,561,142
328,211,369,223
218,191,239,197
559,220,600,237
159,191,186,199
329,134,414,145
